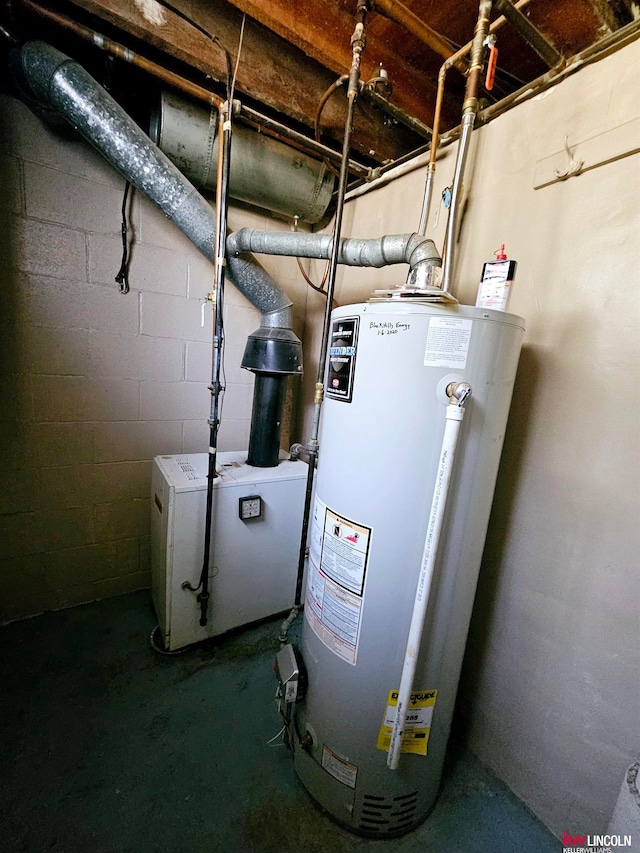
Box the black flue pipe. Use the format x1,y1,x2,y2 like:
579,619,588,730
247,375,289,467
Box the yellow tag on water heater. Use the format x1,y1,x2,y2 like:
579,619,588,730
376,689,437,756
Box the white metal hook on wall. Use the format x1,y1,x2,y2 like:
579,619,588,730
553,135,584,180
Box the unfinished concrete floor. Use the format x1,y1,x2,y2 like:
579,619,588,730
0,591,561,852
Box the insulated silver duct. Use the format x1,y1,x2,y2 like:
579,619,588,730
13,40,295,330
14,42,443,307
150,90,335,225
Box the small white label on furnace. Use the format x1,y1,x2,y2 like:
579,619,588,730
424,317,472,369
322,745,358,789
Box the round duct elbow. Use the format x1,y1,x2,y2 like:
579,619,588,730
150,90,335,225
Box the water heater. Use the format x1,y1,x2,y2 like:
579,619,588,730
291,300,524,836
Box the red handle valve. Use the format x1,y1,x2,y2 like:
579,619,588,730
486,43,498,91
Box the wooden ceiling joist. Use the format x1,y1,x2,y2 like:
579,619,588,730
64,0,434,162
21,0,630,169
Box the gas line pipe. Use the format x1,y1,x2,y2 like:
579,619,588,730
439,0,493,298
277,0,371,645
185,101,232,627
417,0,532,236
387,381,472,771
295,0,370,607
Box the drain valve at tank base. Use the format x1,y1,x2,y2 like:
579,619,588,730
274,644,311,750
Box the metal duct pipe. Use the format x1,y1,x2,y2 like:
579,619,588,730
12,40,296,331
227,229,442,274
246,375,289,468
20,0,371,181
150,90,336,225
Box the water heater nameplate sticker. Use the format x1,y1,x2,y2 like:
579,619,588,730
321,745,358,789
424,317,472,369
326,317,359,403
376,689,437,756
305,496,372,666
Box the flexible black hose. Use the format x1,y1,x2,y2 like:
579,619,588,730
114,180,131,294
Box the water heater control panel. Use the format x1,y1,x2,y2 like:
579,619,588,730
275,644,307,704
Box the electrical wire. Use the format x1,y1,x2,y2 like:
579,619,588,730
211,6,247,444
267,724,287,746
175,4,244,614
114,180,131,294
212,285,226,426
218,310,226,423
152,0,233,98
315,76,348,179
149,625,191,655
292,217,329,296
229,13,245,106
183,9,243,621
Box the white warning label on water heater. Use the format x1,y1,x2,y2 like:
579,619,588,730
321,745,358,789
305,497,372,666
424,317,473,369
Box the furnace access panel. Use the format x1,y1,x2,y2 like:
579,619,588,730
151,451,308,651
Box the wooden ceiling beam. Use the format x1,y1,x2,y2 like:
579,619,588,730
217,0,358,74
64,0,426,163
184,0,448,128
582,0,620,33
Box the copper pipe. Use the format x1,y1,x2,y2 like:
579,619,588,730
418,0,529,234
429,0,531,167
477,15,640,124
372,0,466,71
20,0,223,107
315,76,348,178
463,0,494,114
347,14,640,204
419,0,530,233
19,0,371,177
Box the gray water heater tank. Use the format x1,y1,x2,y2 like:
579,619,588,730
292,299,524,837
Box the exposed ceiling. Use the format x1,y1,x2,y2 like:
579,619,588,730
3,0,639,172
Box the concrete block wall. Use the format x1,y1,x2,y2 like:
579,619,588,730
0,95,310,622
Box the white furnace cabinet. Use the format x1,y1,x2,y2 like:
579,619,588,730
151,451,307,651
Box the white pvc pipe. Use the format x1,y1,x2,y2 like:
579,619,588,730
387,385,471,770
